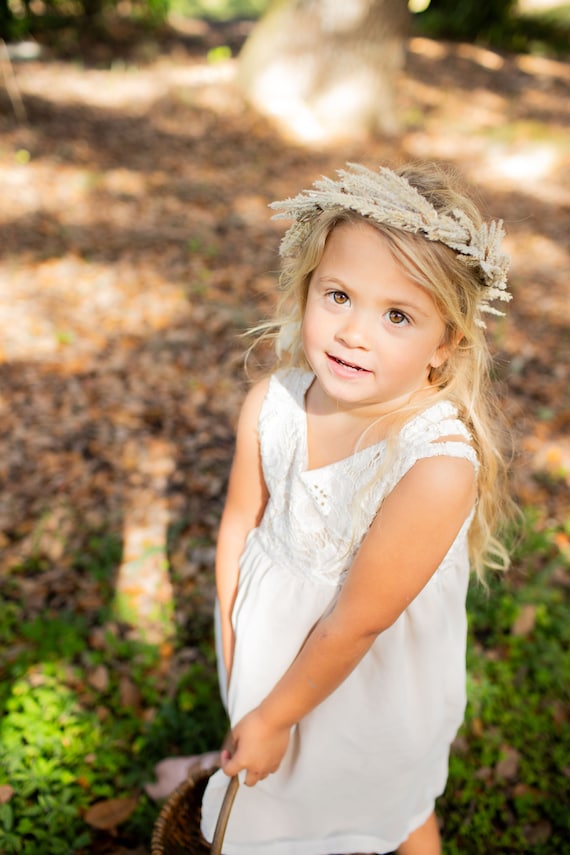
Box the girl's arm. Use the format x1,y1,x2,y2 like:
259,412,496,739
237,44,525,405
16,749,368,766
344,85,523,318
222,453,477,785
216,378,269,683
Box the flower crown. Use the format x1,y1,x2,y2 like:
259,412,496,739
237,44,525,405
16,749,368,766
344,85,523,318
270,163,511,323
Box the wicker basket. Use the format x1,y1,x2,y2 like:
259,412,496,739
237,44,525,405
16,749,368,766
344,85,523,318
151,752,238,855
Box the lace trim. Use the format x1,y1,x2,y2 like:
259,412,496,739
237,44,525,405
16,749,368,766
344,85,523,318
400,441,479,475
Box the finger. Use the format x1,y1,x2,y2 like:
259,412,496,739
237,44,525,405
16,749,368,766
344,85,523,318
221,730,234,754
221,752,242,778
220,734,238,773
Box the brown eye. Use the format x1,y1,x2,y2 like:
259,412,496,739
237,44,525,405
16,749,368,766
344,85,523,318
331,291,349,305
387,309,408,325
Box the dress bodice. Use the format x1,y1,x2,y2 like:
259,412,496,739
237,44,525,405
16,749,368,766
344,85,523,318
254,369,478,586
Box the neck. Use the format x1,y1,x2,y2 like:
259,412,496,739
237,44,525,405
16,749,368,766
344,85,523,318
308,380,439,424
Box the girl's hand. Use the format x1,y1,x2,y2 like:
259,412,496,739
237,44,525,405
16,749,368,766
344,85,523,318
220,707,290,787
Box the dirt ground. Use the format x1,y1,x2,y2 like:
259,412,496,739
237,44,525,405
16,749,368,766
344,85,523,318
1,24,569,566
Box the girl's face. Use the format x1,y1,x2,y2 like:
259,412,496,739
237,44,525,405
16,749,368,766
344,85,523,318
302,221,449,416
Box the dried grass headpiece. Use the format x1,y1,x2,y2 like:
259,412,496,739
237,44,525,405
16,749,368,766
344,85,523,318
270,163,511,323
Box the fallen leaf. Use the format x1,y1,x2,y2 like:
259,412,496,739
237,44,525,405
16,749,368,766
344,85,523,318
0,785,14,803
495,746,521,781
525,819,552,845
512,604,537,637
471,717,483,737
474,766,493,782
119,676,142,711
84,796,139,830
88,664,110,692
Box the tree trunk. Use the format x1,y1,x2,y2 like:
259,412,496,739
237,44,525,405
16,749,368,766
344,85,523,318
237,0,411,142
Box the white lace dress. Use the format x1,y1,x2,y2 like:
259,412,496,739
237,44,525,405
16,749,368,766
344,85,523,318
201,368,478,855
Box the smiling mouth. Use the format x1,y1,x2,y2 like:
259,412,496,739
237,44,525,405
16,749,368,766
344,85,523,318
328,354,370,373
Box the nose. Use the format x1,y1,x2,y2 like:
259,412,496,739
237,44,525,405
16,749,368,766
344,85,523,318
336,310,369,349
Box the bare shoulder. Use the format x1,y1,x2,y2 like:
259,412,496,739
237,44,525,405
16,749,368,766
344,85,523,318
389,453,477,520
237,375,271,431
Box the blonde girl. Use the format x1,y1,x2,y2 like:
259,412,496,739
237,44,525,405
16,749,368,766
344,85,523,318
200,163,514,855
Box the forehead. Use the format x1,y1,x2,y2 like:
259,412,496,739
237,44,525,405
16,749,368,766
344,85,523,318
317,221,405,282
321,220,397,263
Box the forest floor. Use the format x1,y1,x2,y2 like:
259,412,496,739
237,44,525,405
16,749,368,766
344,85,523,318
0,19,569,854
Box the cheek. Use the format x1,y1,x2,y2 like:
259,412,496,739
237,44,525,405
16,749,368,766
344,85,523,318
301,303,321,344
300,313,314,357
394,342,436,377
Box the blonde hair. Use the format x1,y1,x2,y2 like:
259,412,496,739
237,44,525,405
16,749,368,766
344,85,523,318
250,163,516,581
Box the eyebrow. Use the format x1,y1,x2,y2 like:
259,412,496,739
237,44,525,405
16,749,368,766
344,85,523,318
317,276,347,289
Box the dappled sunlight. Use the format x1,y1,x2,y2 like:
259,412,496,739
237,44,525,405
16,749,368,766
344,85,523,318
455,42,506,71
408,37,506,71
508,231,569,285
0,255,190,366
465,137,569,207
0,35,566,501
114,437,176,645
0,161,94,217
0,58,273,373
407,36,447,60
516,51,570,82
10,57,237,113
402,38,569,209
484,144,561,187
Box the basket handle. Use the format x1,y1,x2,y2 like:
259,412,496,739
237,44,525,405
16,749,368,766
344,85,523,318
210,774,239,855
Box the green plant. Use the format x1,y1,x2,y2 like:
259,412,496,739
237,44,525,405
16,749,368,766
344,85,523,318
413,0,517,43
0,0,172,42
0,637,226,853
0,525,227,853
170,0,268,21
1,506,567,851
439,510,570,852
413,0,570,57
0,665,106,853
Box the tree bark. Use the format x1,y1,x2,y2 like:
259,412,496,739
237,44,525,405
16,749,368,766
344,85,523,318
237,0,411,142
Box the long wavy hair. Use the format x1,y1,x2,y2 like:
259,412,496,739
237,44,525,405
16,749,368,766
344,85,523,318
249,163,516,580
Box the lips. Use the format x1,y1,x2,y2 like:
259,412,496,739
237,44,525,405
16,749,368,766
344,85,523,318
327,353,370,374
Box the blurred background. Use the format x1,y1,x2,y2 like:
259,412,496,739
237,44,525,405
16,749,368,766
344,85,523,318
0,1,568,852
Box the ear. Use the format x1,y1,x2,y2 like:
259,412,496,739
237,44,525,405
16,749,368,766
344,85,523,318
430,331,463,369
429,344,449,370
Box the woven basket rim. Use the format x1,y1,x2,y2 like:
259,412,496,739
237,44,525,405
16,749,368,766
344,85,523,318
151,752,221,855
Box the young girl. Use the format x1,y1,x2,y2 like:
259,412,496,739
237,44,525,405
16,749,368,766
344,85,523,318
200,163,513,855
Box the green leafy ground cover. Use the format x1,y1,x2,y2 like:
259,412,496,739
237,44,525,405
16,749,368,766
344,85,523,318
0,534,228,853
440,511,570,852
0,513,568,853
